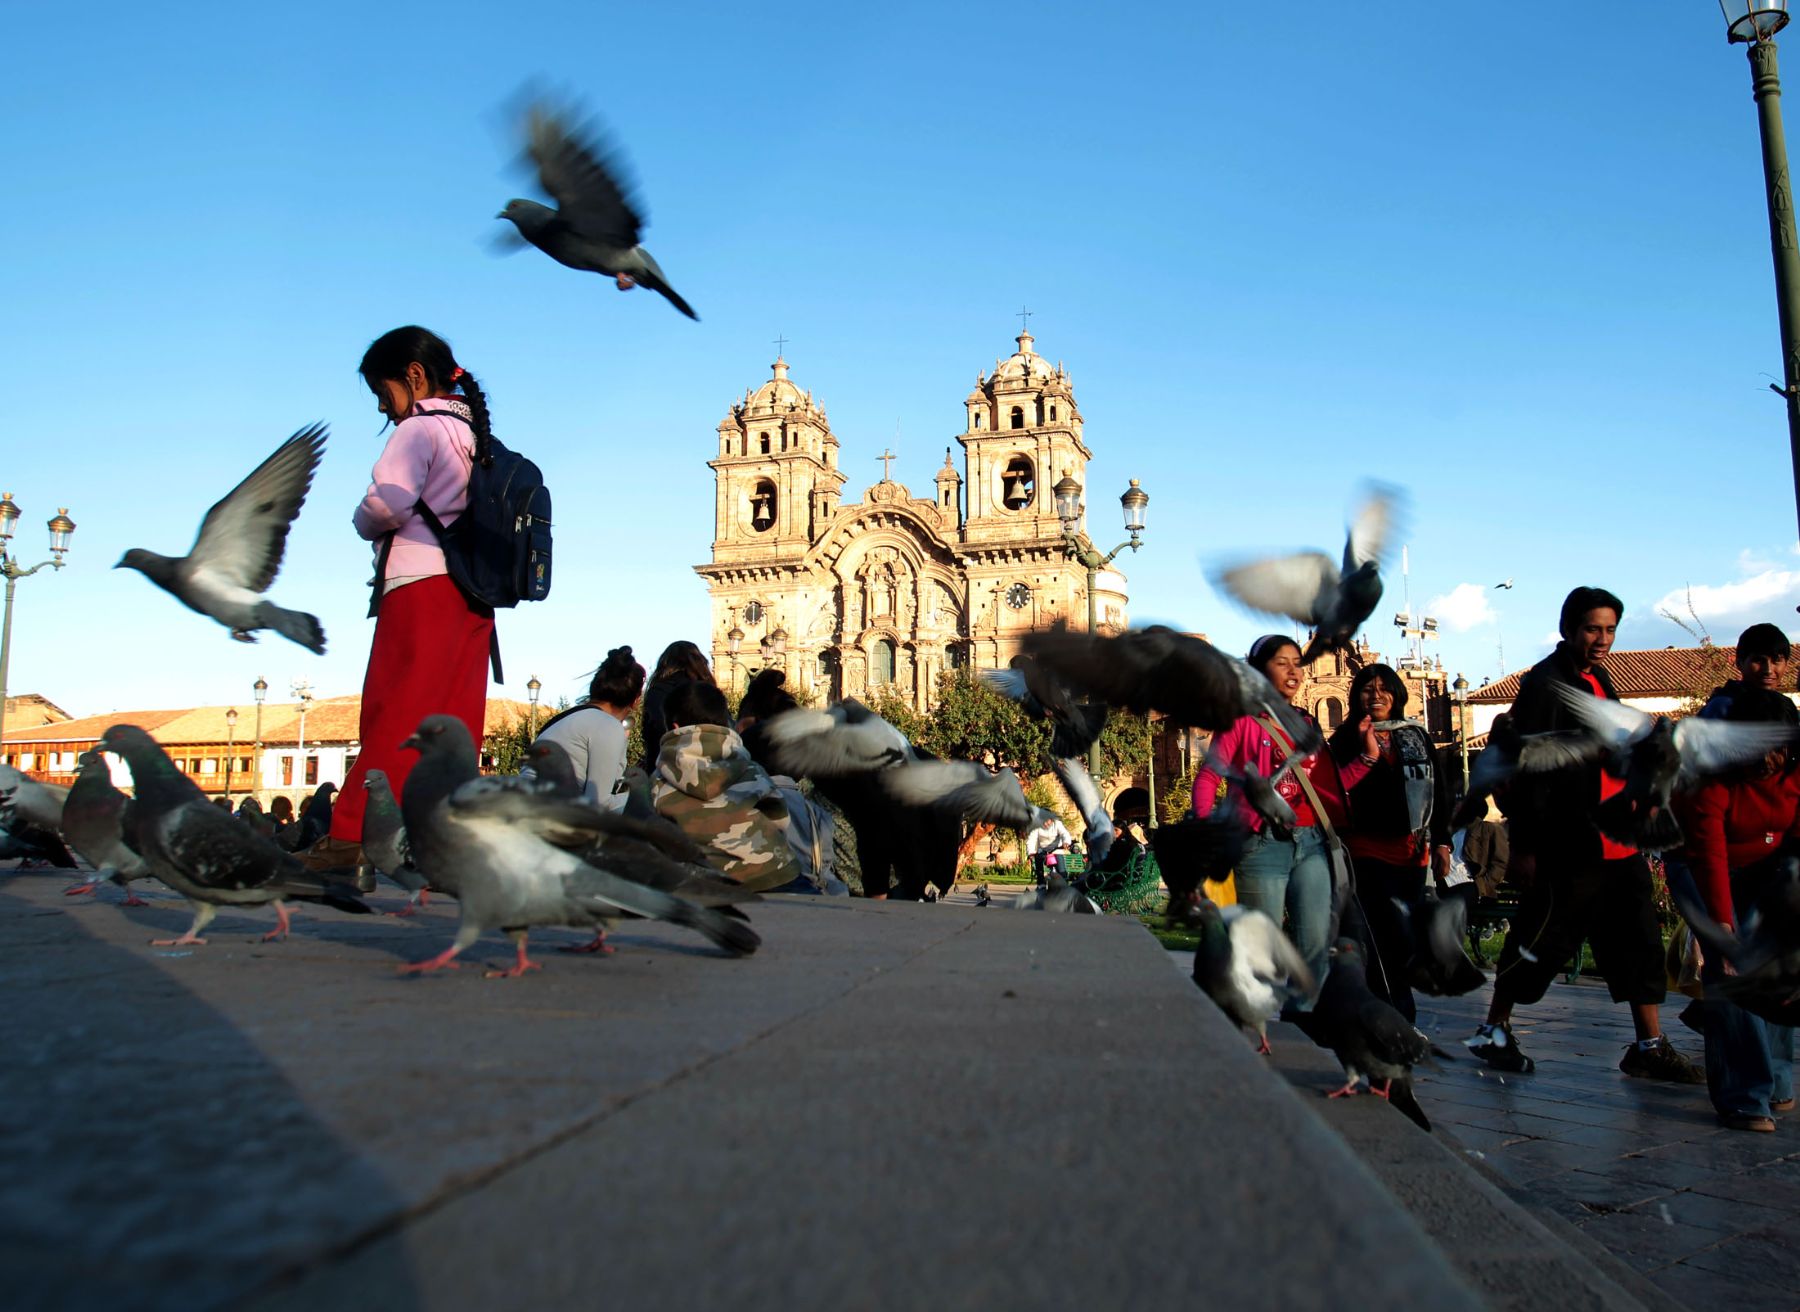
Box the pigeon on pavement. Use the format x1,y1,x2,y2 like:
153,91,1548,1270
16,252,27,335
1050,756,1115,865
1393,892,1486,997
498,101,698,320
1210,483,1403,664
981,655,1109,758
100,725,370,944
115,424,328,652
361,768,431,917
0,764,76,867
59,751,154,904
398,715,757,977
1307,937,1432,1131
1551,684,1800,851
1192,901,1315,1054
1018,625,1322,756
1012,872,1097,913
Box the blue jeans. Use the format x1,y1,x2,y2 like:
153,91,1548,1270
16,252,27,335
1700,960,1795,1118
1234,825,1332,1006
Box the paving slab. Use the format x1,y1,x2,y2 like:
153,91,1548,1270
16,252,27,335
0,870,1478,1311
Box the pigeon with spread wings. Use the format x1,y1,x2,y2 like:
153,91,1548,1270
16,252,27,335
115,425,327,652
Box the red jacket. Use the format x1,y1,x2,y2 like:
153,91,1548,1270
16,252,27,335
1677,770,1800,927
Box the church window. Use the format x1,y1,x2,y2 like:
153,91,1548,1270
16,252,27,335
1050,404,1057,420
1009,406,1024,430
749,478,778,533
1323,696,1345,729
873,639,897,686
1000,455,1036,511
739,435,748,456
975,412,984,430
759,432,771,455
945,642,965,670
1035,400,1045,425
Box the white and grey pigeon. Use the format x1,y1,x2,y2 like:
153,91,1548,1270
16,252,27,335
498,101,698,320
397,715,757,978
1551,683,1800,851
1191,900,1315,1054
1012,872,1098,914
100,725,370,944
0,763,75,867
115,424,328,652
1449,715,1606,830
361,769,430,917
880,758,1058,834
59,751,154,904
1209,483,1403,664
762,699,915,778
1049,756,1115,865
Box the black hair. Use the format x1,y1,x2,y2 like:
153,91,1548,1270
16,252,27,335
358,326,495,461
737,668,798,724
1347,663,1409,717
663,679,731,729
651,640,714,685
1558,586,1625,640
589,645,646,708
1737,622,1793,664
1246,633,1300,681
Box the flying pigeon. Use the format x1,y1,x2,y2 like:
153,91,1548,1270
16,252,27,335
1012,872,1098,913
762,699,916,778
1018,625,1324,755
1673,853,1800,1027
1150,815,1252,922
1449,714,1607,830
1307,937,1432,1131
1551,684,1800,850
0,764,76,868
1209,483,1403,664
361,768,431,916
1050,756,1115,864
100,725,370,944
880,758,1057,833
59,751,154,904
1191,901,1315,1054
981,655,1110,758
398,715,757,977
1392,892,1486,997
115,424,328,652
498,101,698,320
1495,578,1515,590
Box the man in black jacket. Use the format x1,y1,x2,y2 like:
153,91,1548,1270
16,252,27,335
1467,586,1702,1082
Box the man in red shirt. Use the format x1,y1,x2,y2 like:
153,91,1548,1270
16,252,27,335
1466,586,1703,1082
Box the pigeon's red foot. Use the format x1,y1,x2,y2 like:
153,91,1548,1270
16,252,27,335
485,940,543,979
120,891,150,907
63,882,99,897
560,931,613,956
150,934,207,947
615,272,636,291
1256,1033,1273,1056
1327,1079,1364,1099
386,902,420,919
1370,1080,1393,1101
398,947,465,974
261,903,293,943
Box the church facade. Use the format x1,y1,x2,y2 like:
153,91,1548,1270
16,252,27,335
696,330,1130,711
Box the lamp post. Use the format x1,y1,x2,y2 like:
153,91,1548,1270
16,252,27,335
252,676,267,803
527,675,542,738
1452,672,1471,792
1054,473,1149,771
292,678,313,790
0,496,76,751
1721,2,1800,535
726,608,745,696
224,707,238,805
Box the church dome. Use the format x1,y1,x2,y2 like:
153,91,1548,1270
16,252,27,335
991,331,1057,386
749,357,807,411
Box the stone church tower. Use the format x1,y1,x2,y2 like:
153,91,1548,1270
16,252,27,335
696,330,1129,712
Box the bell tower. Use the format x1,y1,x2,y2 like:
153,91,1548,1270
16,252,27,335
957,329,1091,547
709,355,845,556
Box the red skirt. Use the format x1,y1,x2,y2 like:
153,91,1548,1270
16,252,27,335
330,574,492,842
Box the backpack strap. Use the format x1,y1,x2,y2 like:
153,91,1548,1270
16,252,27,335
1257,713,1344,848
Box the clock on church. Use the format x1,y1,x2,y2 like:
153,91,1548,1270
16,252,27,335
1005,583,1032,610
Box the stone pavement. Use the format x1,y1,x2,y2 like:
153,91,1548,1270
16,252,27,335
0,868,1481,1312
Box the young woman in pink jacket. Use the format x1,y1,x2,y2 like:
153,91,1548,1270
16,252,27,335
1191,634,1376,991
301,326,496,870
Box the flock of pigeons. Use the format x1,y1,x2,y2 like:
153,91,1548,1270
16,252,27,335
5,101,1800,1127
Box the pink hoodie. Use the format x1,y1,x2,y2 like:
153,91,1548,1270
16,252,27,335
1191,713,1366,833
352,399,474,580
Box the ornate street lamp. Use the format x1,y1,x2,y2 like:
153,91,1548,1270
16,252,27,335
1056,472,1150,770
1452,673,1471,791
0,494,76,749
252,676,267,802
292,678,313,789
527,674,542,737
727,609,745,694
1719,2,1800,534
224,707,239,804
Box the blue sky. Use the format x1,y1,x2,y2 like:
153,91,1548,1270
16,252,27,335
4,1,1799,716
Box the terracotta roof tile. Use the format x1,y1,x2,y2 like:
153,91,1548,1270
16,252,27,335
1466,646,1756,705
4,697,536,747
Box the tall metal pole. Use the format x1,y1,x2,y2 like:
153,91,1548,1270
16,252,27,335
1750,37,1800,537
0,574,16,752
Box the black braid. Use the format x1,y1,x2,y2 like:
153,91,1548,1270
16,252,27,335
455,368,495,466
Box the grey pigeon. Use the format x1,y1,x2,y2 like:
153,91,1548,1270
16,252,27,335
1673,852,1800,1027
60,751,154,904
0,764,76,868
397,715,757,977
981,654,1109,758
1049,756,1115,864
762,699,915,778
881,758,1057,833
1012,872,1097,914
519,739,583,799
115,424,327,652
1018,625,1323,755
1551,683,1799,851
362,769,430,916
100,725,370,944
1210,483,1403,664
1306,937,1431,1131
498,101,698,320
1393,892,1486,996
1192,901,1314,1053
1151,815,1253,922
1449,714,1605,830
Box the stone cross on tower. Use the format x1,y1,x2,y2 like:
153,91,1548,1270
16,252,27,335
1016,305,1033,333
772,334,788,359
876,447,896,481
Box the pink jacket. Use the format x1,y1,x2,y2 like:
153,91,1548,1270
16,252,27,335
1191,713,1367,833
352,399,474,579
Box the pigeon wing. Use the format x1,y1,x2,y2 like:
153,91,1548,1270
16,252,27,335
1549,682,1652,749
881,759,1033,829
1211,551,1339,625
1672,719,1800,785
1344,483,1401,570
1226,905,1315,997
164,801,301,892
528,104,644,249
184,424,326,592
1512,730,1610,774
1357,998,1431,1067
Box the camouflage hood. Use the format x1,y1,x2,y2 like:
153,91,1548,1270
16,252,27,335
652,724,799,893
654,724,767,804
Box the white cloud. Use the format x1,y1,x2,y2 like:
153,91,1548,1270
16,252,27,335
1425,583,1497,633
1652,569,1800,633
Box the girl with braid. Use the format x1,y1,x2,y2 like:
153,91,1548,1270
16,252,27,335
299,326,496,872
